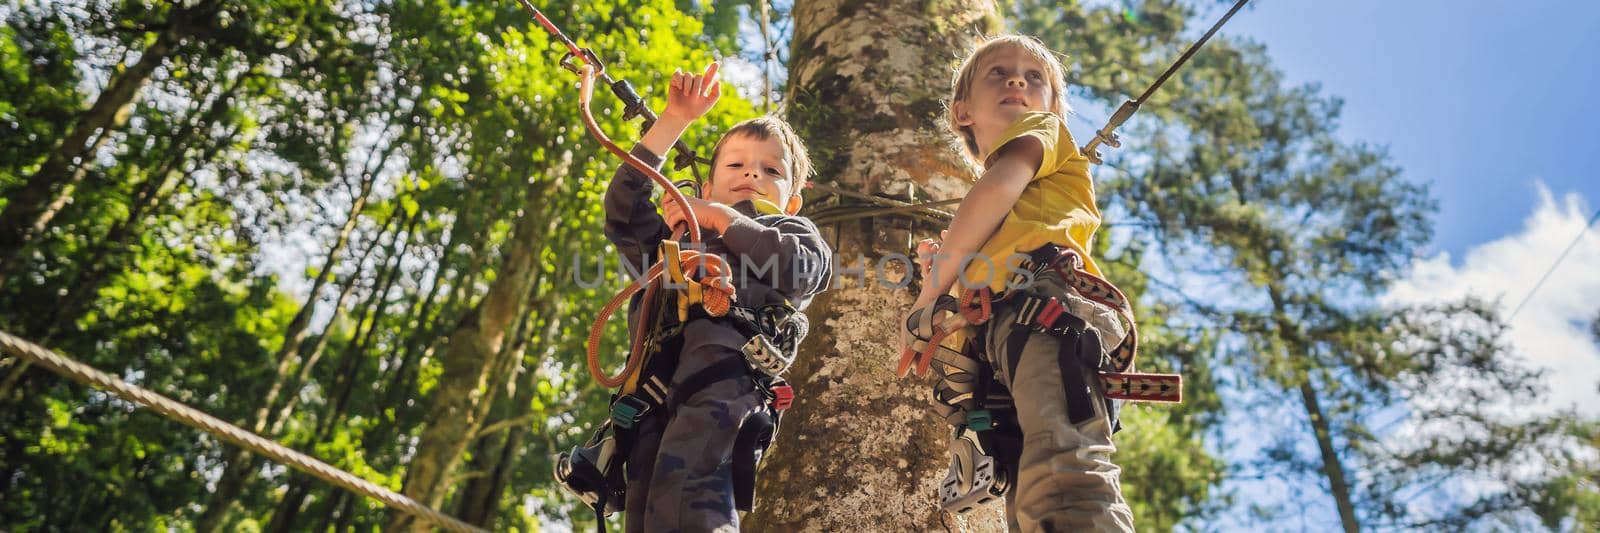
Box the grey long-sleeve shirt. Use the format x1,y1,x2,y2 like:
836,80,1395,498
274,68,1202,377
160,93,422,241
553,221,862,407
603,145,832,357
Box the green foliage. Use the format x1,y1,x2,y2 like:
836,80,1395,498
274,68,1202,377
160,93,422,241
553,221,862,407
1018,0,1600,528
0,0,756,530
4,0,1591,530
0,13,82,192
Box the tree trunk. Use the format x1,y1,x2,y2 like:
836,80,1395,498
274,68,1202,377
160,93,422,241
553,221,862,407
267,212,413,533
747,1,1004,531
387,176,555,531
1266,282,1360,532
0,0,218,261
1299,376,1360,532
0,78,243,397
450,308,543,528
192,128,391,533
37,72,244,343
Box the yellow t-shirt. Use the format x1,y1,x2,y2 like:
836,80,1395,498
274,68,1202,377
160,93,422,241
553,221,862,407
960,112,1103,293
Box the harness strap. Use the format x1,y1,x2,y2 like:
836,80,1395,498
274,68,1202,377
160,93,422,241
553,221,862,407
731,411,775,512
929,345,986,427
988,246,1184,403
667,356,749,409
899,295,977,378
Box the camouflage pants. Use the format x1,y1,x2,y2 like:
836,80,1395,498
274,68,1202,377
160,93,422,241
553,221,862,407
624,344,763,533
983,272,1136,532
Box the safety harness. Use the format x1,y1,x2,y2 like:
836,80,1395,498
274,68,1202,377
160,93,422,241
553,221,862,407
554,297,809,526
516,6,812,527
902,245,1182,512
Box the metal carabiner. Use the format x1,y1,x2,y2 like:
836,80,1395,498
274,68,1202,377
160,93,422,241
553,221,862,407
673,178,701,199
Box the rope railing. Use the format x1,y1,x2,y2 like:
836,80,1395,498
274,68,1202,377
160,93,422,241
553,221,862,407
0,330,487,533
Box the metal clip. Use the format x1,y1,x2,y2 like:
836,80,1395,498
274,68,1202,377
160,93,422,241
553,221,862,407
558,52,582,75
938,426,1009,513
741,333,793,377
609,395,651,429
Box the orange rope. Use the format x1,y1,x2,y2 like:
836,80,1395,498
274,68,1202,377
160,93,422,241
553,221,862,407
572,64,732,389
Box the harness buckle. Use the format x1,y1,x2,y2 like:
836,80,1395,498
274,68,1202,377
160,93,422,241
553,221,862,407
1034,296,1065,331
741,333,794,377
938,426,1009,513
769,384,794,411
609,395,651,429
965,409,994,432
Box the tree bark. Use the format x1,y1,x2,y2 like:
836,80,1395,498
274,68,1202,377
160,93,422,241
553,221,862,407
388,175,556,531
267,211,414,533
192,124,391,533
746,1,1004,531
1300,376,1360,533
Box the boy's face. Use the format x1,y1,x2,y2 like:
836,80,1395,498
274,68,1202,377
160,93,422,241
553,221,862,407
955,45,1054,157
706,133,797,213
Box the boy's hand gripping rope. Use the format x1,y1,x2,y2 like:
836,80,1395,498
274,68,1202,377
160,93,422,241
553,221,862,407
522,4,733,389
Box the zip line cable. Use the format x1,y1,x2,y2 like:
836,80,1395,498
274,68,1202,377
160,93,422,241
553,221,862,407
1507,206,1600,322
1080,0,1250,163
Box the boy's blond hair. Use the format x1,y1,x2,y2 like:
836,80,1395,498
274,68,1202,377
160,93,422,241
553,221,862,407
948,35,1071,163
709,115,814,189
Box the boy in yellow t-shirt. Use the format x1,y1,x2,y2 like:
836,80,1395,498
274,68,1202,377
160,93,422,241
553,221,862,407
899,35,1135,531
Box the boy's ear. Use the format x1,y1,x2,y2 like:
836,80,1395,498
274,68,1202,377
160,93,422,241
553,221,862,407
952,100,975,127
784,194,803,215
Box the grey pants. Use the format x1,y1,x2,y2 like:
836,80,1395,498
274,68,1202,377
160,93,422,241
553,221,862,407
624,344,763,533
983,273,1135,532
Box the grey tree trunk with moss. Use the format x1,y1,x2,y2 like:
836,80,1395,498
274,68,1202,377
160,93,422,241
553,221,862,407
746,1,1008,530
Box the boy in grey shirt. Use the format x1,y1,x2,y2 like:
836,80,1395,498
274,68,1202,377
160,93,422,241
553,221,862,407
602,62,830,532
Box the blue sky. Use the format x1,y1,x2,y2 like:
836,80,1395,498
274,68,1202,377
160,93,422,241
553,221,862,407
1224,0,1600,258
1176,2,1600,528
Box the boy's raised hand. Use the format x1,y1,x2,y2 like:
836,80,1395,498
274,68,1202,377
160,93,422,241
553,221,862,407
661,62,721,123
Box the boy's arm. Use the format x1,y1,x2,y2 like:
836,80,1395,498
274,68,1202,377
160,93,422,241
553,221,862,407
911,137,1044,308
602,63,722,278
721,214,834,298
602,144,673,275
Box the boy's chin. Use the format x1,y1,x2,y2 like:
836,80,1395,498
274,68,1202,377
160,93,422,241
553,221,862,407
721,193,763,204
993,107,1028,123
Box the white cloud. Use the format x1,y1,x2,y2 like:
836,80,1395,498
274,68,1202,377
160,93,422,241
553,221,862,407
1384,183,1600,415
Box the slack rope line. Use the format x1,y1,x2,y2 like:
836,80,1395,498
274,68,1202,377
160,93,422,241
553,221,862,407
0,330,487,533
1081,0,1250,163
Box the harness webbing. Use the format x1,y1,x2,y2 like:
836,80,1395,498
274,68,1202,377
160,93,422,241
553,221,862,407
901,248,1182,403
